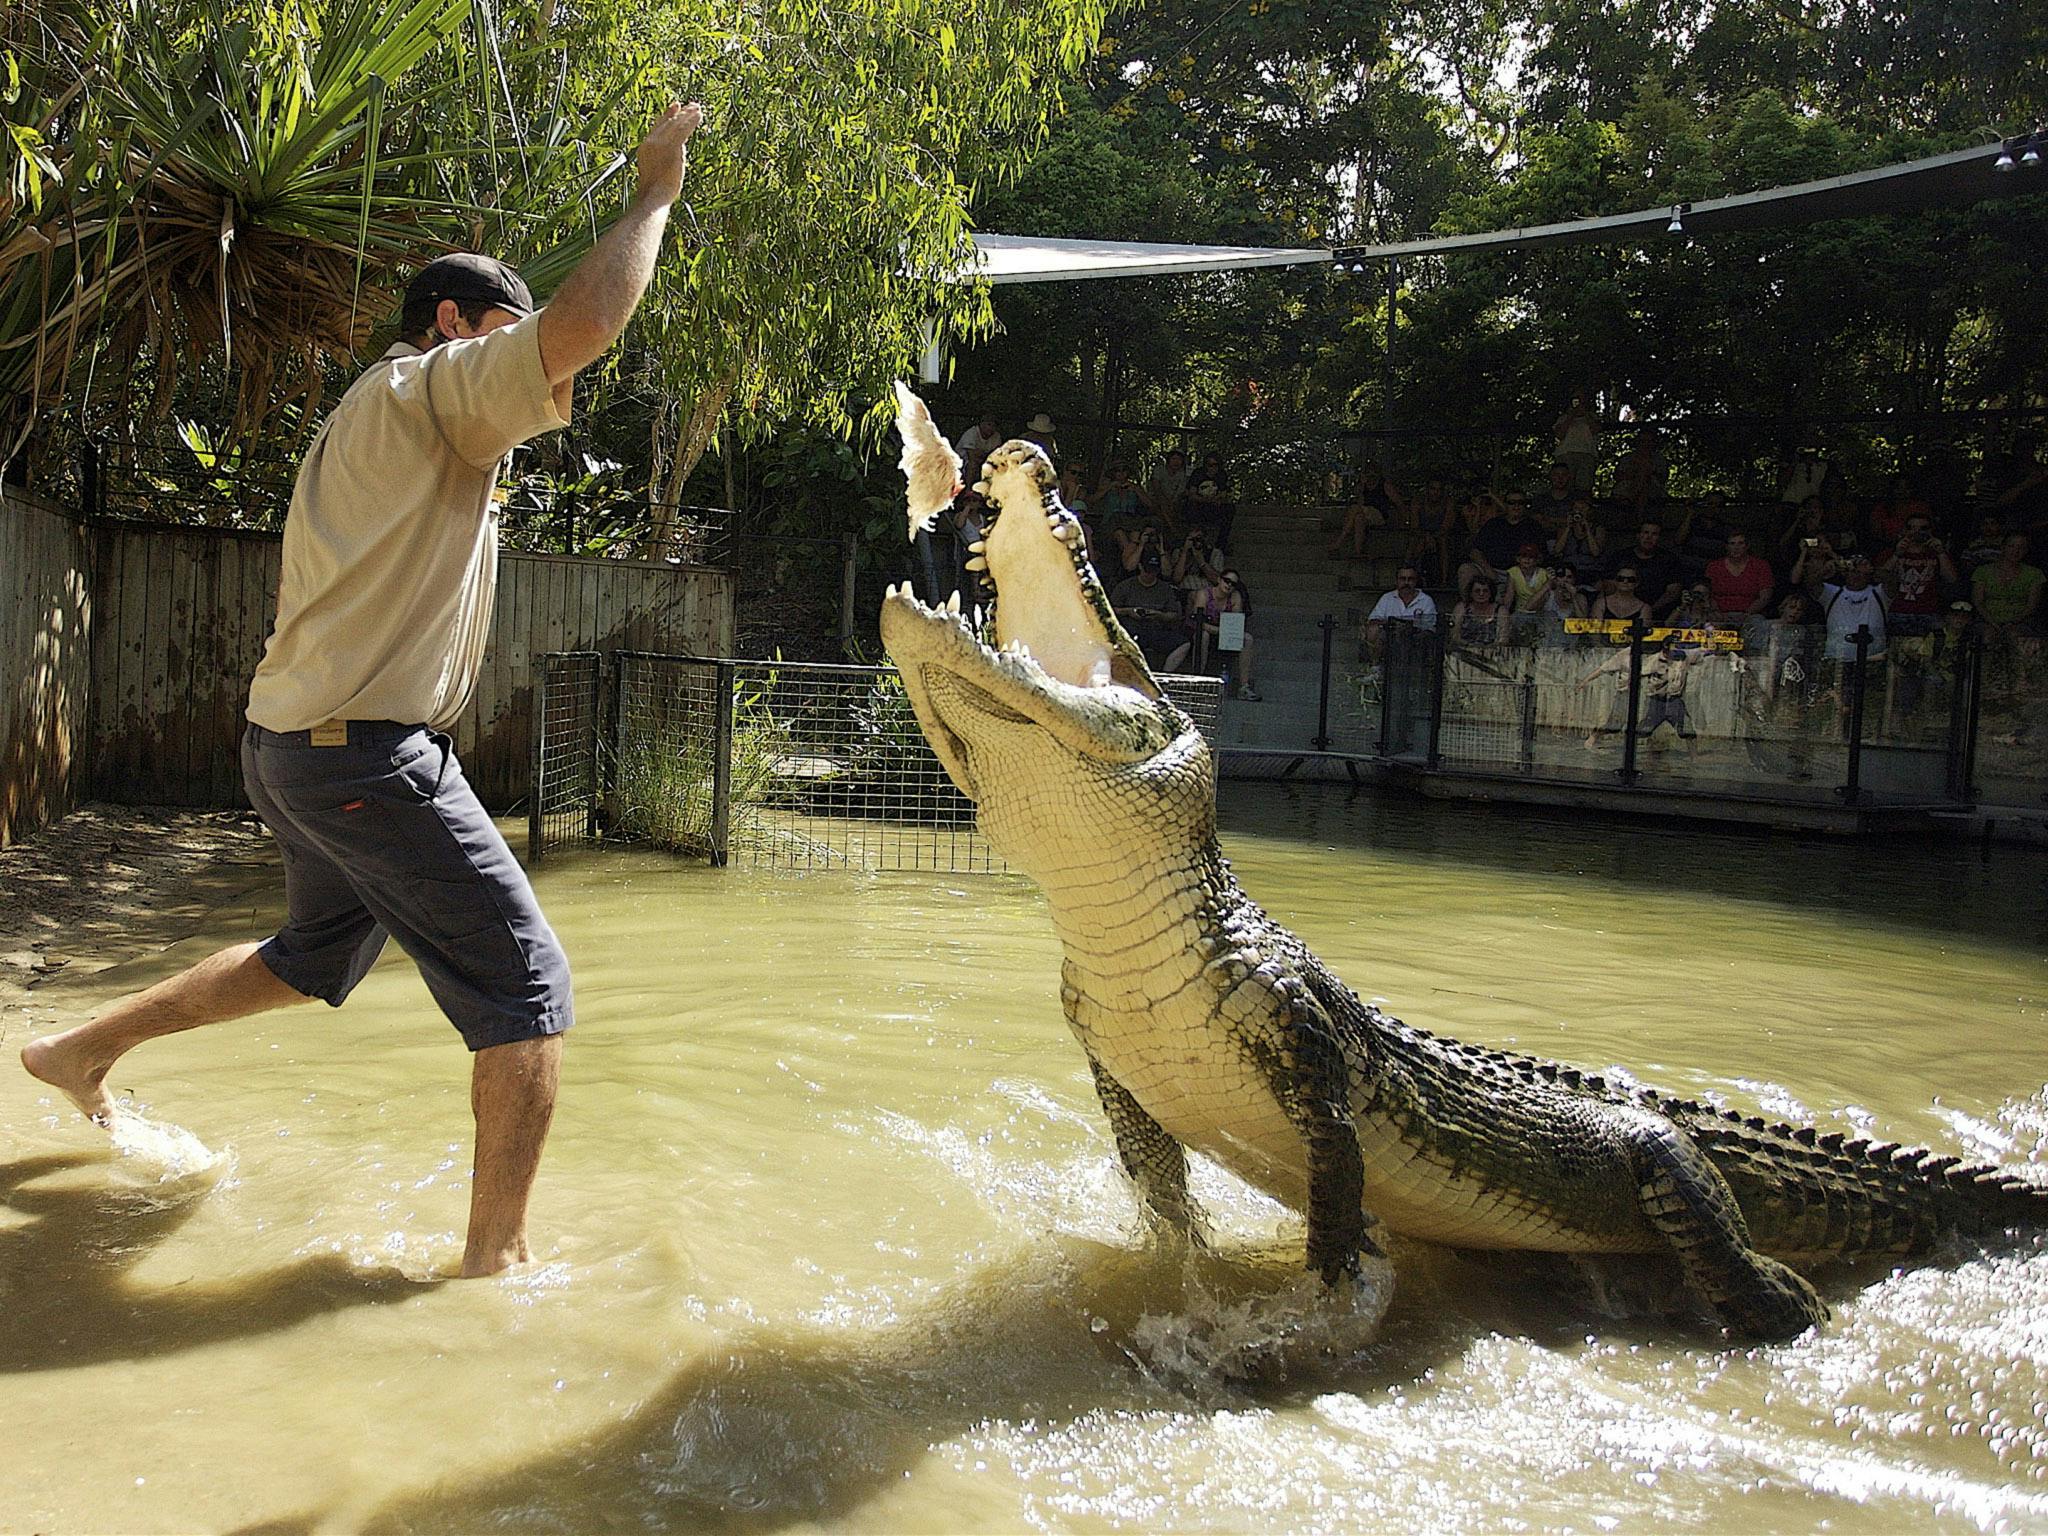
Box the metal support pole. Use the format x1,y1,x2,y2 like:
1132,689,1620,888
1944,628,1974,800
1840,625,1869,804
1314,613,1334,750
1620,616,1646,785
596,655,618,842
1382,259,1399,437
529,659,546,865
1519,675,1536,775
1377,627,1394,756
1958,628,1983,800
711,659,735,867
840,531,859,655
1425,630,1446,769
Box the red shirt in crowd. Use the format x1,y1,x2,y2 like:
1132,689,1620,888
1886,545,1944,614
1706,554,1774,618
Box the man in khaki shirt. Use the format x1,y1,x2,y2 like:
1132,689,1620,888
24,102,703,1278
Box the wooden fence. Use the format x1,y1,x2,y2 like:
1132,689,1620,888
1,491,94,848
0,502,734,840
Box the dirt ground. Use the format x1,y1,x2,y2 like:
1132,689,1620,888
0,805,280,1046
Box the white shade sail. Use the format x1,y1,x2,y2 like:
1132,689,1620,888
970,233,1333,285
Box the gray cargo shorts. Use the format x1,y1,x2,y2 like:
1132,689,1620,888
241,721,573,1051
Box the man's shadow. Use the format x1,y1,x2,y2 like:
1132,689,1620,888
337,1226,1920,1536
347,1234,1718,1536
0,1152,437,1373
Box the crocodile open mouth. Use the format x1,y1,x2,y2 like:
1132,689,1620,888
905,437,1158,699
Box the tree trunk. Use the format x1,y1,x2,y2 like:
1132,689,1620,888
643,378,735,560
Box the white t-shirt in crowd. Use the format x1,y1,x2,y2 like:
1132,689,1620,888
247,311,569,733
1821,582,1888,660
1368,589,1438,629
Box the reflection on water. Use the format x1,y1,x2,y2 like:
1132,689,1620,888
2,786,2043,1533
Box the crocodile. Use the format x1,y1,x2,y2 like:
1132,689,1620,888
877,397,2048,1342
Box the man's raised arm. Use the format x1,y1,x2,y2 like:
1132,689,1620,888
538,101,703,390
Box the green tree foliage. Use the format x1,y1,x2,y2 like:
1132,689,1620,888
0,0,1108,494
950,0,2046,501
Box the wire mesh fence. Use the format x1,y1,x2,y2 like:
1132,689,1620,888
532,652,1223,872
531,652,605,859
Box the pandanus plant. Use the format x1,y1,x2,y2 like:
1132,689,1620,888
0,0,481,466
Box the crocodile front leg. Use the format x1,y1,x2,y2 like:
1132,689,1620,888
1278,996,1377,1285
1085,1054,1208,1245
1625,1108,1830,1341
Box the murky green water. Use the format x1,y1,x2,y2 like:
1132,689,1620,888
4,786,2045,1533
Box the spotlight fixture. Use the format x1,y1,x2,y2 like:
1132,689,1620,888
1996,139,2017,171
2024,132,2043,166
1667,203,1689,236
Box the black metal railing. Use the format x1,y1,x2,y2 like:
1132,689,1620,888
1354,615,1990,808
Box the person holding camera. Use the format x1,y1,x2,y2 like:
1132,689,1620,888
1794,542,1889,662
1111,545,1186,668
1549,493,1606,577
1171,526,1223,594
1878,512,1957,637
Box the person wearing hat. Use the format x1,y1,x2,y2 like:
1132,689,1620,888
22,102,704,1280
1022,412,1057,453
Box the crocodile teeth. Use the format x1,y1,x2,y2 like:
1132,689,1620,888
967,541,987,555
972,605,985,629
965,556,987,572
945,590,962,615
885,581,902,600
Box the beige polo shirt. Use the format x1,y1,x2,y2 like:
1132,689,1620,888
247,311,569,733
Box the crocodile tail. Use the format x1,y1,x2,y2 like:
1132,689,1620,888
1678,1103,2048,1261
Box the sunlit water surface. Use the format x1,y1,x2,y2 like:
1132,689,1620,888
4,786,2046,1534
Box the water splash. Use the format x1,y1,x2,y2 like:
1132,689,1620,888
107,1111,228,1182
1125,1250,1395,1391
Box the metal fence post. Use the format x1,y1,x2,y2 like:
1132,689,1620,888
1620,615,1646,785
711,658,735,867
1518,674,1536,775
1840,625,1869,804
1425,630,1446,769
841,531,859,655
1958,627,1983,800
1314,613,1334,750
1944,627,1978,801
594,654,616,841
1377,626,1394,754
529,657,546,865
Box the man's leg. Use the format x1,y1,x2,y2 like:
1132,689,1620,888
21,943,310,1123
463,1034,563,1276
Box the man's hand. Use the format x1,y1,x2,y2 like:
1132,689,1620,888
636,101,704,208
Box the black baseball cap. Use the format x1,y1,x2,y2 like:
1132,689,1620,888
405,253,535,318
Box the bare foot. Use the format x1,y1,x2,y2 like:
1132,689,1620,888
20,1031,121,1125
460,1239,533,1278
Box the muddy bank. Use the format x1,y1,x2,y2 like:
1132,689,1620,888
0,804,278,1043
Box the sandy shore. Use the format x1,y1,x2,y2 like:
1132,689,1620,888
0,805,279,1045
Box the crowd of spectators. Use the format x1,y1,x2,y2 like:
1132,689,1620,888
1352,413,2047,673
932,403,2048,722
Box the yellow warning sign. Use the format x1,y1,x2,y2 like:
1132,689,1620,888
1564,620,1742,650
